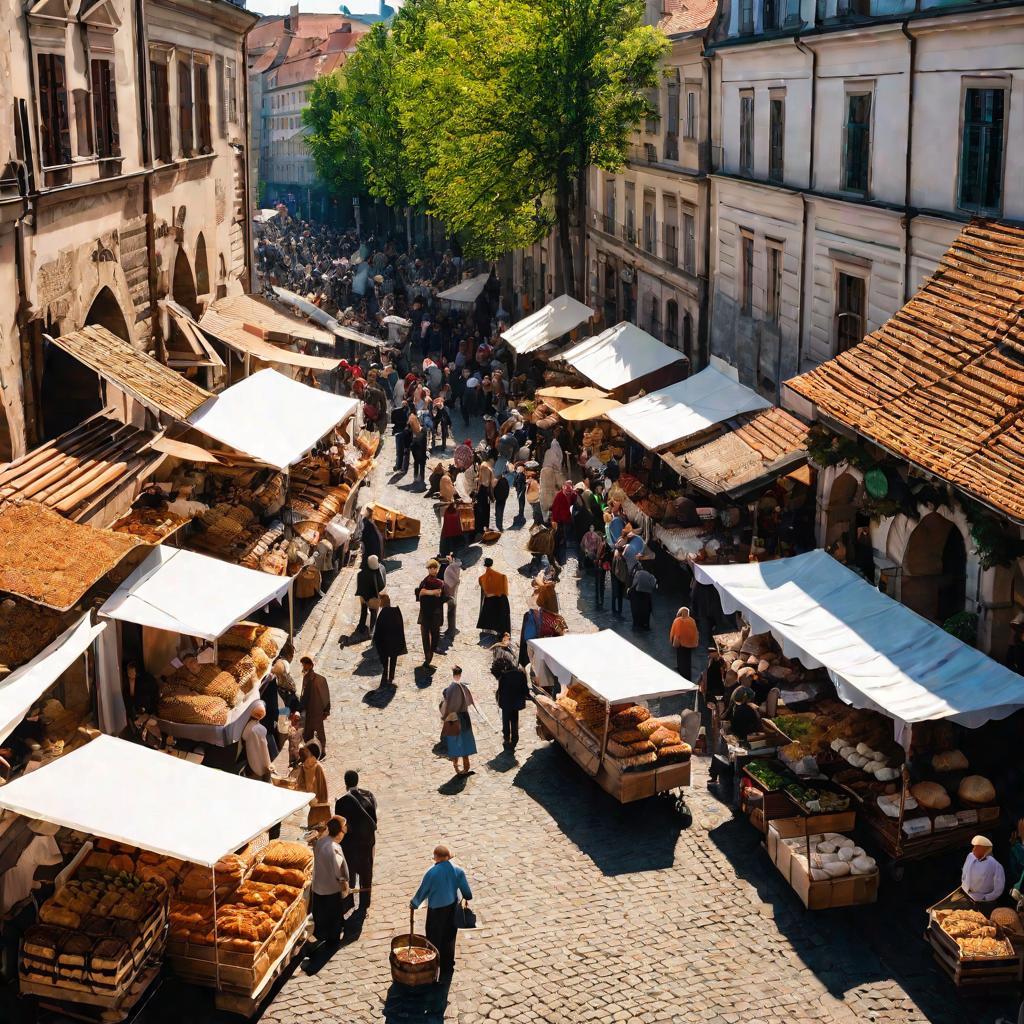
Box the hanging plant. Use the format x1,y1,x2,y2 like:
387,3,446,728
805,424,871,470
942,611,978,647
966,509,1024,570
859,494,903,521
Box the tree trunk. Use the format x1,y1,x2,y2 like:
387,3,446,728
555,166,576,300
575,163,588,302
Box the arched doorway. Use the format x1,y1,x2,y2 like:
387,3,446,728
41,287,129,440
824,472,859,548
172,247,200,317
195,234,210,296
901,512,967,624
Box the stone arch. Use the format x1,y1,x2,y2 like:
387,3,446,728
824,470,861,549
41,285,129,440
195,233,210,296
171,245,199,317
899,511,968,624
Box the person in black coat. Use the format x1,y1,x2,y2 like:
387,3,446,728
493,472,510,532
492,650,530,752
372,593,407,686
355,555,386,634
360,506,384,567
335,770,377,910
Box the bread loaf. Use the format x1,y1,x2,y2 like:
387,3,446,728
958,775,996,805
932,749,968,772
910,781,951,811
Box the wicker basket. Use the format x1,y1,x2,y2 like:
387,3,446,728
390,911,438,987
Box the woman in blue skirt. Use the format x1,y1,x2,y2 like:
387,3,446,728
439,665,477,775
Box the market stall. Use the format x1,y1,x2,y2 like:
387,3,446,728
436,272,491,307
501,294,594,356
696,551,1024,867
527,631,696,805
0,735,309,1018
99,546,293,745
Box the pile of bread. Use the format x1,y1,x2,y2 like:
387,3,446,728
935,909,1015,958
168,840,312,966
21,846,171,994
785,832,878,881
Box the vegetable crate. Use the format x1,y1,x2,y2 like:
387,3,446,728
766,818,879,910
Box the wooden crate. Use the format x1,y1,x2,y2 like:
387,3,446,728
371,504,420,540
925,926,1022,988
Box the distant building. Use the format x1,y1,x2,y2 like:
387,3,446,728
247,6,367,219
340,0,399,24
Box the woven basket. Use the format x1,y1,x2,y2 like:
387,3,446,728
390,913,438,987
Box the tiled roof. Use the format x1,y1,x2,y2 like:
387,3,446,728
48,325,212,420
787,220,1024,523
662,407,808,497
248,13,353,49
275,49,347,86
0,413,163,522
658,0,718,36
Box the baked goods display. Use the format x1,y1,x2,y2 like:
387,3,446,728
783,831,878,881
111,507,190,544
20,847,172,998
934,909,1015,958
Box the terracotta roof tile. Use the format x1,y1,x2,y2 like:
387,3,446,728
787,219,1024,523
657,0,718,36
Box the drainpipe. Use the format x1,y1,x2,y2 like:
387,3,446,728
698,45,712,371
900,21,917,303
794,34,816,378
240,34,255,294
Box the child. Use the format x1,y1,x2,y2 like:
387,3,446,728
286,711,304,768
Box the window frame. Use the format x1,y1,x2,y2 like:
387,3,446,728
957,81,1008,217
834,267,867,354
841,86,873,196
739,0,754,34
766,239,783,326
36,51,73,168
739,90,754,176
740,229,754,317
768,91,785,184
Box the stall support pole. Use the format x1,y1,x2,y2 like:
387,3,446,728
896,764,910,861
288,588,295,643
596,703,611,774
211,866,221,989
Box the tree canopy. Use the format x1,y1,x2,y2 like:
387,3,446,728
304,0,666,295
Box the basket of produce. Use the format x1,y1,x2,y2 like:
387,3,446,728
390,909,438,987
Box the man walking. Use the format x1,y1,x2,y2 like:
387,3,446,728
495,657,529,753
335,771,377,910
416,559,446,669
311,816,350,949
410,846,473,976
300,656,331,754
443,555,461,633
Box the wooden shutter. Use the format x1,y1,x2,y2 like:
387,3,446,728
215,55,226,138
38,53,72,167
196,64,211,153
107,61,119,156
91,60,119,158
178,59,193,157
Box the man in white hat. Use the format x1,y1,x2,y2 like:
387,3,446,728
962,835,1005,908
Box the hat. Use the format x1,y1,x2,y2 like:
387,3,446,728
374,274,384,284
971,835,993,849
367,555,380,570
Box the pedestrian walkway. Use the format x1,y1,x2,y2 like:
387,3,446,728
149,422,1014,1024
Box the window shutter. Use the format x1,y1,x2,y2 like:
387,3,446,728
178,60,193,157
37,54,53,166
91,60,104,156
216,55,226,138
54,56,72,164
107,62,119,156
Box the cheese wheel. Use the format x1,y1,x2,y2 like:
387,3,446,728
911,781,951,811
823,861,851,878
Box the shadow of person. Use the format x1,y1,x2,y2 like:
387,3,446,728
486,749,518,773
437,773,468,796
300,939,340,975
362,687,396,710
382,974,452,1023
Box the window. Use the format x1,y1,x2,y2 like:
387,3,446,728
603,179,615,233
682,312,693,360
90,59,119,158
151,60,171,162
666,300,679,348
836,271,866,353
645,87,660,135
739,0,754,33
769,93,784,183
178,58,193,157
740,231,754,316
226,59,238,124
766,241,783,325
763,0,780,29
195,61,212,154
684,90,697,140
664,198,678,264
642,191,656,254
837,0,870,14
682,208,696,273
665,72,680,161
37,53,72,167
959,87,1005,215
842,91,871,194
739,90,754,176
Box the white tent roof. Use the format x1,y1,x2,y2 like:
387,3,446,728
100,545,292,641
271,287,346,335
437,273,490,304
528,630,695,703
695,550,1024,728
0,735,308,866
608,364,771,452
559,322,684,392
501,294,593,354
188,369,359,470
0,614,105,744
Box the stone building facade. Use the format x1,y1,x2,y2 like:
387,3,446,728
0,0,256,459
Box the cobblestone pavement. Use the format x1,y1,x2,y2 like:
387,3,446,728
144,422,1015,1024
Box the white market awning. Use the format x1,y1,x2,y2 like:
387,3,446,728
437,273,490,305
695,550,1024,729
188,369,360,470
501,294,593,354
528,630,696,703
272,287,349,339
100,545,292,641
0,614,105,744
0,735,308,866
608,364,771,452
558,322,685,392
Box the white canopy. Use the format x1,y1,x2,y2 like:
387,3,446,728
100,545,292,641
695,550,1024,728
188,369,359,470
608,364,771,452
528,630,695,703
501,294,593,354
271,287,346,335
559,322,684,392
0,735,308,866
0,614,105,744
437,273,490,305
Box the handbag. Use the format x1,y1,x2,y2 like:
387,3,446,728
454,900,476,929
441,715,461,737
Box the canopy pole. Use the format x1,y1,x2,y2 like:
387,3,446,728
212,866,222,990
288,589,295,643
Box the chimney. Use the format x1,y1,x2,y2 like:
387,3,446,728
283,3,299,34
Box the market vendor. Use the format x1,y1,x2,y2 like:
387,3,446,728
725,686,762,747
962,836,1006,909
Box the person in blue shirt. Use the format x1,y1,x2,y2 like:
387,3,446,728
410,845,473,974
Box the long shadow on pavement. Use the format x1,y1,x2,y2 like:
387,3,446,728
512,744,684,875
382,976,452,1023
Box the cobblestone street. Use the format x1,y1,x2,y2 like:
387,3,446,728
148,425,1015,1024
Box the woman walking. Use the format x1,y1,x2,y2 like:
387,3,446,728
476,557,511,636
355,554,386,636
372,593,407,686
439,666,477,776
297,743,331,829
